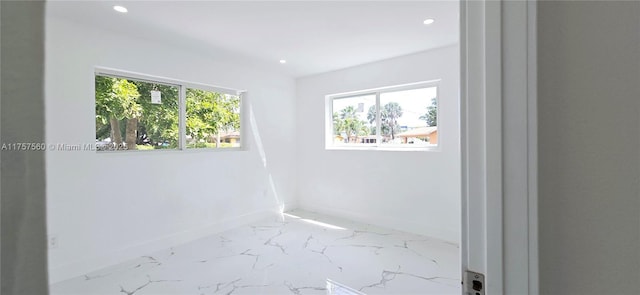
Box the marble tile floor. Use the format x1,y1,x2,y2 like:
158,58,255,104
51,210,461,295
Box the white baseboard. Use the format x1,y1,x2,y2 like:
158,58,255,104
48,209,278,284
299,201,459,245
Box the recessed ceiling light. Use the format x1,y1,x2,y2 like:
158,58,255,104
423,18,435,25
279,59,287,64
113,5,128,13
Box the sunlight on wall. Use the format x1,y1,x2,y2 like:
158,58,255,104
248,99,284,214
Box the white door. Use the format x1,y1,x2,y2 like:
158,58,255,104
460,1,538,294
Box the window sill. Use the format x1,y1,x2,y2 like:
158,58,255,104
325,146,440,152
94,147,247,155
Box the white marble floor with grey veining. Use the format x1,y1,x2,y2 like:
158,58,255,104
51,210,460,295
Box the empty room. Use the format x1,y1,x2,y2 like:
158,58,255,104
5,1,640,295
43,1,462,294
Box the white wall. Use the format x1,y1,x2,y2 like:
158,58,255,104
295,46,461,243
1,1,49,293
538,2,640,294
45,17,296,283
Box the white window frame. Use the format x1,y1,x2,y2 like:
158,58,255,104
94,67,246,153
325,80,440,151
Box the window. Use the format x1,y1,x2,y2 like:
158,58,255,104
95,69,243,152
331,94,377,146
185,88,241,149
327,82,438,150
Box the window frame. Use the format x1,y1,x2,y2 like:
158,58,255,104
94,67,246,153
325,80,441,151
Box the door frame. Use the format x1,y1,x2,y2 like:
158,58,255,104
460,0,538,293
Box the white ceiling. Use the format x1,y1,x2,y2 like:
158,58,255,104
47,1,459,77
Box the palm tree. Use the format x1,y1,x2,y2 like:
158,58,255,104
333,112,344,136
359,125,370,137
367,105,377,124
382,102,403,139
339,106,358,142
340,106,357,120
367,103,404,140
343,117,359,143
333,105,371,143
419,98,438,126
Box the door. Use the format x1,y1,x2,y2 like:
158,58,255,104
460,0,538,294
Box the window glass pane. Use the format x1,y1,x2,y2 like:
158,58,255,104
186,88,241,149
379,87,437,146
331,94,377,145
95,75,179,151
